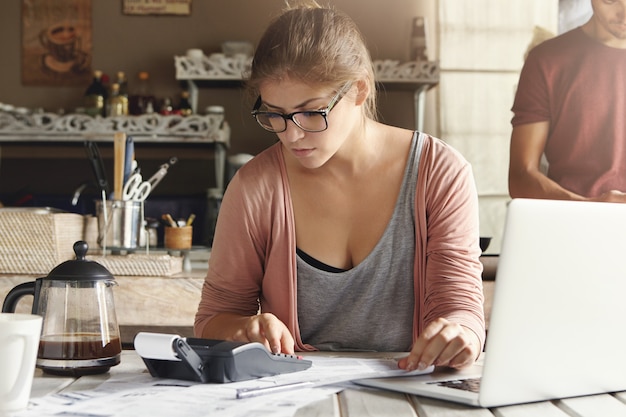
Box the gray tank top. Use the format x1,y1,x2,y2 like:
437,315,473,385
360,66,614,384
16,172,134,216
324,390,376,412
296,132,424,351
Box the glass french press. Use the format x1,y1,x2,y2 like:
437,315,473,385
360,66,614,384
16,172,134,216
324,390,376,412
2,241,122,376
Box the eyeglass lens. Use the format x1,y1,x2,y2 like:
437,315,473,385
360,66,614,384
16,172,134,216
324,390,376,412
256,112,328,133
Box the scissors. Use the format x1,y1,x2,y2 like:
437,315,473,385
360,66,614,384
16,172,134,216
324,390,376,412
145,157,178,191
122,157,178,201
122,173,152,201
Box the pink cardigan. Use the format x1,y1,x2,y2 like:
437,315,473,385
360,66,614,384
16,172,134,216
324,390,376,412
195,134,486,352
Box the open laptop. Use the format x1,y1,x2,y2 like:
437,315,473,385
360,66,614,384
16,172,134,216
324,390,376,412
356,198,626,407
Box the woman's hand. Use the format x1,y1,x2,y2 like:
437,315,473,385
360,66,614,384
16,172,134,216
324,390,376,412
239,313,295,354
397,318,481,371
591,190,626,203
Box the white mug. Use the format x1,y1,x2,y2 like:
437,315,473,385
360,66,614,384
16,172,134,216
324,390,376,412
0,313,43,413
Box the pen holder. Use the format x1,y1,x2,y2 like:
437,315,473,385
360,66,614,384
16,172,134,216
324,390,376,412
164,226,192,250
96,200,143,252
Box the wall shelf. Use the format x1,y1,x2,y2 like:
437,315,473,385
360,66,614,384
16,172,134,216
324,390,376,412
174,53,440,131
0,112,230,193
372,60,439,131
0,112,227,141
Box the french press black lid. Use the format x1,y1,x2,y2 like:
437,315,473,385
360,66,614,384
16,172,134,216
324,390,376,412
46,241,114,281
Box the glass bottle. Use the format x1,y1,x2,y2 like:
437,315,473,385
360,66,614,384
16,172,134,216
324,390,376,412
107,83,129,117
178,90,193,116
129,71,154,115
116,71,128,99
84,70,107,117
159,97,174,115
409,17,428,61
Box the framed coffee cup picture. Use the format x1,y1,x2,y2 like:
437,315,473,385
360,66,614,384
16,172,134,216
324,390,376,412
21,0,92,86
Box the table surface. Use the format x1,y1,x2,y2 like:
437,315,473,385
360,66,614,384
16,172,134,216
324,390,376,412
27,350,626,417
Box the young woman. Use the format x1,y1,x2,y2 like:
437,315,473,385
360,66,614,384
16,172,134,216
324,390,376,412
195,2,485,371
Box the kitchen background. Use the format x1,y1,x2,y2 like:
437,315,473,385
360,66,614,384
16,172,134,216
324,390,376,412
0,0,576,251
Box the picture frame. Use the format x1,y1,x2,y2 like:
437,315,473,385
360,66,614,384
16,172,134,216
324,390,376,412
21,0,93,86
122,0,192,16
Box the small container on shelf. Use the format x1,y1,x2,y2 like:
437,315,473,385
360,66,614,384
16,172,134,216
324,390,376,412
107,83,129,117
84,70,107,117
177,91,193,116
159,97,174,115
129,71,155,115
164,225,193,251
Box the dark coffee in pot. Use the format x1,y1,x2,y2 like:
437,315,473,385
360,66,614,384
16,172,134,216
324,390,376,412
37,333,121,376
39,333,121,359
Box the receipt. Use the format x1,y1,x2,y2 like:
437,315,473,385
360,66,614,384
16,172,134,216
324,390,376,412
134,332,182,361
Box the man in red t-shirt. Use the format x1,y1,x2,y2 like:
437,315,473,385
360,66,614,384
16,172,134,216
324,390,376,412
509,0,626,203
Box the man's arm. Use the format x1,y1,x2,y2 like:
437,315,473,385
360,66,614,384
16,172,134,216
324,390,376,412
508,121,586,201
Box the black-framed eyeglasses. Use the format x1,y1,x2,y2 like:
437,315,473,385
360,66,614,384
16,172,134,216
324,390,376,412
251,83,352,133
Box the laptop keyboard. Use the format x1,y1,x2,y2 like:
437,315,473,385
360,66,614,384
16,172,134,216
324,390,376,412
427,377,482,393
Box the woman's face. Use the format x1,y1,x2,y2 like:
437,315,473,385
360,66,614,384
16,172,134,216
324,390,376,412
257,78,357,169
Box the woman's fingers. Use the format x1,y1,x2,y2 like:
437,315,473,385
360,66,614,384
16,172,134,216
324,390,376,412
245,313,295,354
398,318,479,371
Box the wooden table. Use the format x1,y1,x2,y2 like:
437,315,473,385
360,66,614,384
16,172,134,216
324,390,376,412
27,350,626,417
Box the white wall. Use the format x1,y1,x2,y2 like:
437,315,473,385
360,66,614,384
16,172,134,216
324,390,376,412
436,0,559,253
559,0,592,33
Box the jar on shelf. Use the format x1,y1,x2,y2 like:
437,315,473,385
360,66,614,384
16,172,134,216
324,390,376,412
107,83,129,117
84,70,107,117
177,91,193,116
159,98,174,115
205,105,225,128
129,71,155,115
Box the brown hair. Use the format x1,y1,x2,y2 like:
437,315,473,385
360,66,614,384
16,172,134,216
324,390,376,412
246,1,377,119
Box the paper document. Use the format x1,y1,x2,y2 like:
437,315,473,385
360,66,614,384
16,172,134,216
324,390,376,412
16,354,432,417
